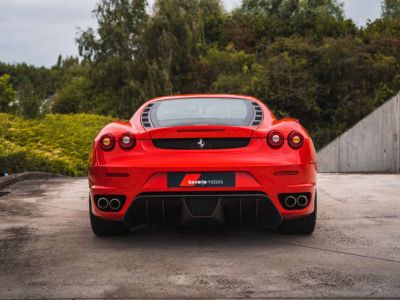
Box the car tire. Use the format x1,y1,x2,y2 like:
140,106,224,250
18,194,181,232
89,198,129,236
278,192,317,235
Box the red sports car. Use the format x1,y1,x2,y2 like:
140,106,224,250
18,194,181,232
88,95,317,236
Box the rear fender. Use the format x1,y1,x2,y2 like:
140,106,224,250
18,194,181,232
252,118,316,164
90,121,151,167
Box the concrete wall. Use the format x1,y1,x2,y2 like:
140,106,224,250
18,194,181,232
317,93,400,173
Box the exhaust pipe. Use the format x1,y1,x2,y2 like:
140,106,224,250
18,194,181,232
109,198,122,211
97,197,109,210
297,195,309,207
284,196,297,209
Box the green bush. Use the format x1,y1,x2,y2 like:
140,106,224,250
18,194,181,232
0,113,113,176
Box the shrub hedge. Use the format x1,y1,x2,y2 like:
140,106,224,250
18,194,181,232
0,113,113,176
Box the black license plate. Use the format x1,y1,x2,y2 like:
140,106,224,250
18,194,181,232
168,172,235,188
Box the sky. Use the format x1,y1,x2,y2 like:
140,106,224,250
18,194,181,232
0,0,383,67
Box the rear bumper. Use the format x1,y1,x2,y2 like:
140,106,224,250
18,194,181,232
89,162,317,225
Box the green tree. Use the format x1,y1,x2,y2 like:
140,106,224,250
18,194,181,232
227,0,356,53
78,0,147,62
201,45,258,94
77,0,148,117
0,62,64,110
52,60,92,114
139,0,225,96
242,0,344,19
382,0,400,19
364,0,400,38
0,74,17,113
17,79,41,118
52,76,91,114
247,38,321,131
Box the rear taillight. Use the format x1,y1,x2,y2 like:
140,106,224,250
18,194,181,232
99,133,115,151
267,130,284,148
288,131,304,149
119,132,136,149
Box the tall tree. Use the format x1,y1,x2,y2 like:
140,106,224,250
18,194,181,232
18,79,41,118
78,0,147,62
241,0,344,18
382,0,400,19
0,74,17,113
77,0,148,117
229,0,355,53
138,0,225,97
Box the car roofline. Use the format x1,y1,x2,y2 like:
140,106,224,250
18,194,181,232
146,94,263,104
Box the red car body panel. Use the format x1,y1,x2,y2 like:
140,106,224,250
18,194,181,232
88,94,317,225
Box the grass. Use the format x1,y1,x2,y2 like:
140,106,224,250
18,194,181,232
0,113,114,176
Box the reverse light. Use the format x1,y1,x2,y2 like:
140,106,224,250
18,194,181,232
288,131,304,149
99,133,115,151
267,130,284,148
119,132,136,149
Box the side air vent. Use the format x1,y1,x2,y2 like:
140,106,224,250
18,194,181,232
141,103,154,128
251,102,263,126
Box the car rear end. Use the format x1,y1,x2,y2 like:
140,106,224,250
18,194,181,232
89,95,317,230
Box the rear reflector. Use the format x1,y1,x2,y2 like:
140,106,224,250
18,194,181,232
274,171,299,176
106,173,129,178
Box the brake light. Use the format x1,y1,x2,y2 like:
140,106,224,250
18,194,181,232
267,130,284,148
99,133,115,151
288,131,304,149
119,132,136,149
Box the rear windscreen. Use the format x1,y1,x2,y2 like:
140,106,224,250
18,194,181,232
150,98,255,127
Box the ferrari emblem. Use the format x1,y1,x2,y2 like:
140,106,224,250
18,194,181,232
197,139,206,149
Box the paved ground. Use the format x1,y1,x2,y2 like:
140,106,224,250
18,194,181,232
0,174,399,299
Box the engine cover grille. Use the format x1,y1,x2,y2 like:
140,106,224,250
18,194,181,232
152,138,250,150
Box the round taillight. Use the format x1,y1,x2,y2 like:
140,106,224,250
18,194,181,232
99,133,115,151
288,131,304,149
267,130,284,148
119,132,136,149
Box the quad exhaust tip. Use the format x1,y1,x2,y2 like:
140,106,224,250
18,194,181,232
95,195,125,211
109,198,122,211
97,197,109,210
282,194,309,209
284,196,297,208
297,195,309,207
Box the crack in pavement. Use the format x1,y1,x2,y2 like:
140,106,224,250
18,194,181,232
270,239,400,264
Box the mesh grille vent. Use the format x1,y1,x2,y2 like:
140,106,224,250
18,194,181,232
251,102,263,126
141,103,154,128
